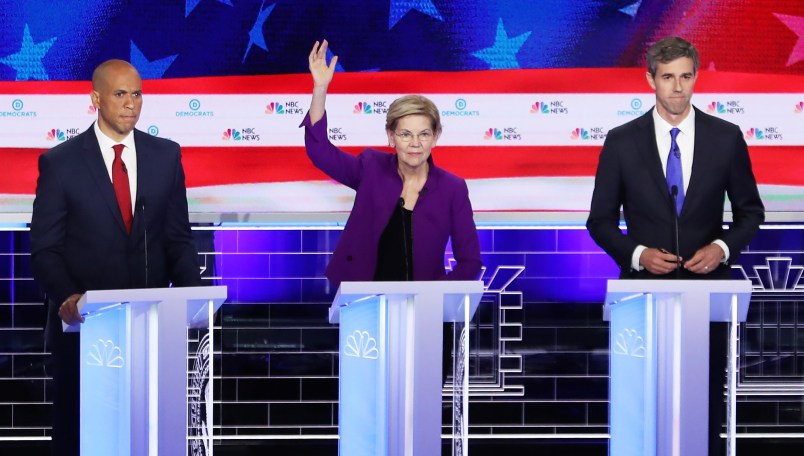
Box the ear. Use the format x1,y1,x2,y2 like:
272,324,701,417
646,72,656,91
90,90,100,109
386,130,395,148
430,131,440,148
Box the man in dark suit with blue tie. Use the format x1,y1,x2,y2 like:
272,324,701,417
30,59,202,456
587,37,765,455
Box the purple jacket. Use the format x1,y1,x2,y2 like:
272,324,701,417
302,112,482,287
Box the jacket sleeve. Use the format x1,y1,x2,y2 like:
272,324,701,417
586,133,639,271
30,152,81,304
163,146,203,287
721,127,764,261
445,179,483,280
300,111,364,190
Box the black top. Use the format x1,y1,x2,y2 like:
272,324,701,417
374,198,414,281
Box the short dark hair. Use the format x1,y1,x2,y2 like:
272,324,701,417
646,37,699,77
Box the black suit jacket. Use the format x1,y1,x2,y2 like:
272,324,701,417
586,107,765,279
31,126,202,343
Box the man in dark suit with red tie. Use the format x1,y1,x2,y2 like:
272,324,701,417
30,59,202,456
587,37,765,455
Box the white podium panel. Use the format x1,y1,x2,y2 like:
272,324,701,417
604,280,752,456
330,281,484,456
66,286,227,456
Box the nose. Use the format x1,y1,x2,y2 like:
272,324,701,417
673,78,683,92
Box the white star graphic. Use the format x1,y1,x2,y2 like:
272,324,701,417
0,24,57,81
471,19,531,70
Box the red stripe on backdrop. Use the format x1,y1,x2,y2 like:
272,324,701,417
4,145,802,194
0,69,802,94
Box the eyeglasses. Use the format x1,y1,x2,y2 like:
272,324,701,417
394,130,434,143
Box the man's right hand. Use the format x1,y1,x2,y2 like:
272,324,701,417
58,293,85,325
639,248,682,275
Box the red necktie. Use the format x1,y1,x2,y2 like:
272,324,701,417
112,144,132,234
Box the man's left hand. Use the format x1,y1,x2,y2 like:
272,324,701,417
684,244,725,274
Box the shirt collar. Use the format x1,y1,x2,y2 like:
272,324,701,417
652,106,695,135
93,121,135,152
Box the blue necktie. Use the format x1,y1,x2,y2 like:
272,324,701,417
666,127,684,216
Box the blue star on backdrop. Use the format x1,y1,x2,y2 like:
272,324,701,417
1,0,797,81
388,0,443,29
0,24,56,81
242,2,276,63
472,19,531,70
186,0,233,17
131,42,178,79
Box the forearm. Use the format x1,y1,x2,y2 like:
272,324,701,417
309,85,328,126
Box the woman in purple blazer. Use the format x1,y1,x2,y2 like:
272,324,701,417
302,40,482,288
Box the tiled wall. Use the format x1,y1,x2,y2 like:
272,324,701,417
0,225,803,454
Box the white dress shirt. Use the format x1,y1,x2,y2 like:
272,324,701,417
93,122,138,213
631,107,729,270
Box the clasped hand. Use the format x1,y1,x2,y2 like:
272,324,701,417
640,243,724,275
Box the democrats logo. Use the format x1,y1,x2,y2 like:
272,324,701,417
530,100,568,114
328,126,348,141
484,127,521,141
265,100,304,115
353,100,389,115
442,97,480,117
617,98,647,116
222,127,260,141
177,98,214,117
794,102,803,113
745,127,783,141
46,127,81,141
1,98,37,117
146,125,159,136
707,100,744,115
571,127,606,141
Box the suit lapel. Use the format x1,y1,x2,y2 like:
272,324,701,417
80,127,128,234
683,107,711,218
634,111,673,211
131,130,152,237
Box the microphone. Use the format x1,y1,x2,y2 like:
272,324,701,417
121,162,128,174
139,198,149,288
671,185,681,277
398,197,405,207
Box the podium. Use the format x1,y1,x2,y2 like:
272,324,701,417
604,280,752,456
329,281,485,456
64,286,227,456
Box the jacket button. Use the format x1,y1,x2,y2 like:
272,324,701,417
346,255,352,262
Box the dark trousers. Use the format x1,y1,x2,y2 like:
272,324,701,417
46,321,80,456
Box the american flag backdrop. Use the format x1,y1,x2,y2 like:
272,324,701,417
0,0,803,216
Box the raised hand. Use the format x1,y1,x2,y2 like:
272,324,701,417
308,40,338,125
309,40,338,90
